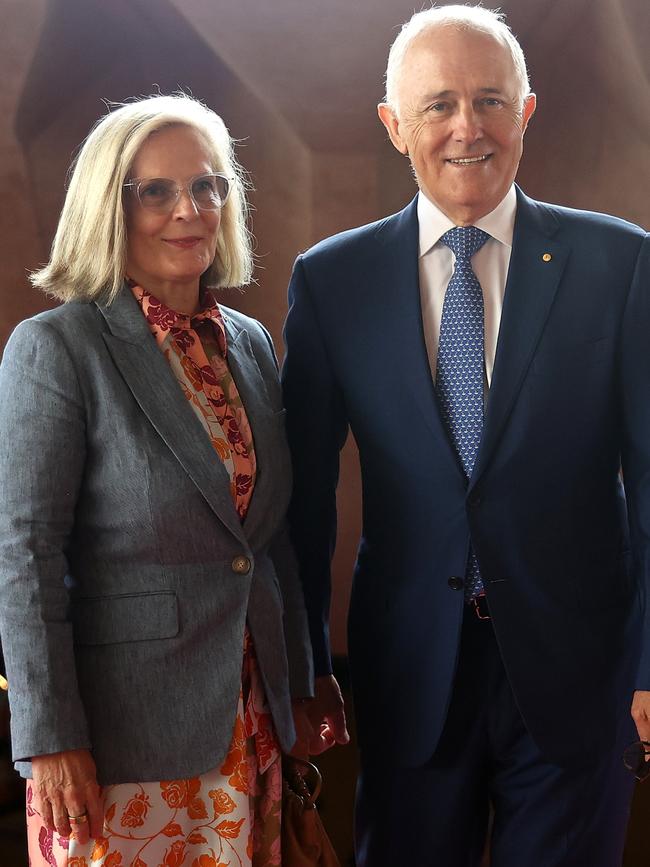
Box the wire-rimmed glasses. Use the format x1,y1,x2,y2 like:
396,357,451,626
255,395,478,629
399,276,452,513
123,172,231,213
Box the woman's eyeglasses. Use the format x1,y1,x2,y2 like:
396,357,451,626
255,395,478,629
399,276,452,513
123,173,231,214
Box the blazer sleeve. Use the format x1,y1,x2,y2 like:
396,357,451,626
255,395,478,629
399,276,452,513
0,318,92,761
620,233,650,689
268,524,314,697
281,255,349,677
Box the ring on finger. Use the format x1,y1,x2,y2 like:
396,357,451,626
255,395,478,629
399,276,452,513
68,812,89,824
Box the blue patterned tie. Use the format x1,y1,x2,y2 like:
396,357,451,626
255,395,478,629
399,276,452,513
436,226,490,600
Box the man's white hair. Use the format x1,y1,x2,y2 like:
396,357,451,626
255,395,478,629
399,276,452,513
384,5,531,115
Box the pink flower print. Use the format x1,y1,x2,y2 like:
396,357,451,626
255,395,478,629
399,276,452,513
144,298,177,331
200,364,219,386
235,474,253,497
226,419,243,447
38,827,56,867
170,328,196,352
26,784,36,817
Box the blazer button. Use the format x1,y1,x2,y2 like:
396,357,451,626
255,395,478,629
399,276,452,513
448,576,464,591
467,492,481,508
231,555,251,575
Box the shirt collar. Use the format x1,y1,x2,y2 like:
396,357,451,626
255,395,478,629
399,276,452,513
130,283,228,356
417,184,517,257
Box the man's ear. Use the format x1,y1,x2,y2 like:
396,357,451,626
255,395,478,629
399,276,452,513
377,103,408,155
521,93,536,133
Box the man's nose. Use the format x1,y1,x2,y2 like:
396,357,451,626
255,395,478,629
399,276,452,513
171,188,199,218
452,103,482,142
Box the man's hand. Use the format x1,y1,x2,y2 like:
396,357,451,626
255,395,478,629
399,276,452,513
631,690,650,743
31,749,103,843
305,674,350,755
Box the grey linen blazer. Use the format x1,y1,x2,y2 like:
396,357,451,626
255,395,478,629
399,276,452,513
0,288,313,785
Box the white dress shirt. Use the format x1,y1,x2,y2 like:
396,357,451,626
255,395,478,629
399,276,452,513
418,185,517,387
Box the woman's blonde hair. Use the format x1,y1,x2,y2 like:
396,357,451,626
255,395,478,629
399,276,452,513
31,94,253,303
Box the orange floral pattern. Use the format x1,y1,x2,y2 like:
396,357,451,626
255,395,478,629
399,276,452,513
132,284,257,520
27,635,282,867
120,793,150,828
26,288,282,866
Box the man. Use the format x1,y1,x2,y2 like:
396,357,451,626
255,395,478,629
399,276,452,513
282,6,650,866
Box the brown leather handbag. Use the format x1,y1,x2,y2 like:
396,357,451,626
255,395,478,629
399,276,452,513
281,756,341,866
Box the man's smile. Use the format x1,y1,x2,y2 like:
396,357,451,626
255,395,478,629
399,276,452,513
445,154,492,165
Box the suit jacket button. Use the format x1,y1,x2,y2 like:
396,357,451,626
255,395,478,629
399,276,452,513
448,576,464,591
231,555,251,575
467,492,481,508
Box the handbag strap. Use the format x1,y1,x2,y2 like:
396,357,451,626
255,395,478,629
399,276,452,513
283,756,323,807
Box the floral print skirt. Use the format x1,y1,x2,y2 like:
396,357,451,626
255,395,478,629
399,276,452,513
26,629,282,867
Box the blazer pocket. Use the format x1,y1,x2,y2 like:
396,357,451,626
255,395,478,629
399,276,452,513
72,591,179,646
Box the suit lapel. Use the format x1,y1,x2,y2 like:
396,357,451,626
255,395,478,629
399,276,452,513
377,199,463,472
470,189,570,487
221,316,277,543
97,290,246,545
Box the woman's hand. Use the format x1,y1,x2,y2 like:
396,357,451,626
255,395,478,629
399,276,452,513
304,675,350,755
31,749,103,843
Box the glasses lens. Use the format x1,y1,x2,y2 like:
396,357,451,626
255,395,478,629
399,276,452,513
137,178,177,212
191,174,229,210
623,742,650,781
214,175,230,203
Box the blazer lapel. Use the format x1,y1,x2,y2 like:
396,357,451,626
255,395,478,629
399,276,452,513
470,188,570,487
97,290,246,545
377,199,463,473
221,316,278,544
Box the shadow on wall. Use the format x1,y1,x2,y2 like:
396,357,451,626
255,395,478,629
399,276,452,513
14,0,271,258
8,0,314,349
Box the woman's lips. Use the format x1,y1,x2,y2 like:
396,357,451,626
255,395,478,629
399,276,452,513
163,237,203,248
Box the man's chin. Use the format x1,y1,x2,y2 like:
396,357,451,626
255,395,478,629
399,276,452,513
418,185,499,226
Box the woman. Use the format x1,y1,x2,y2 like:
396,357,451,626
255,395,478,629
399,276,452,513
0,94,313,866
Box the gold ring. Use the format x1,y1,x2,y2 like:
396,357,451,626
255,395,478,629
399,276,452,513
68,812,88,824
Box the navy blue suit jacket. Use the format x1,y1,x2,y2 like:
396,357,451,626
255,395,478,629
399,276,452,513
282,187,650,767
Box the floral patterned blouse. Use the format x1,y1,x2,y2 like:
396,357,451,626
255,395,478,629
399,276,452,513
134,284,257,521
26,286,282,867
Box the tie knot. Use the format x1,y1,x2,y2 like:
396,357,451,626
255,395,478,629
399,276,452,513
440,226,490,260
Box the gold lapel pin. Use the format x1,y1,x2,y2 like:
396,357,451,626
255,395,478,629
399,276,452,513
542,252,552,262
